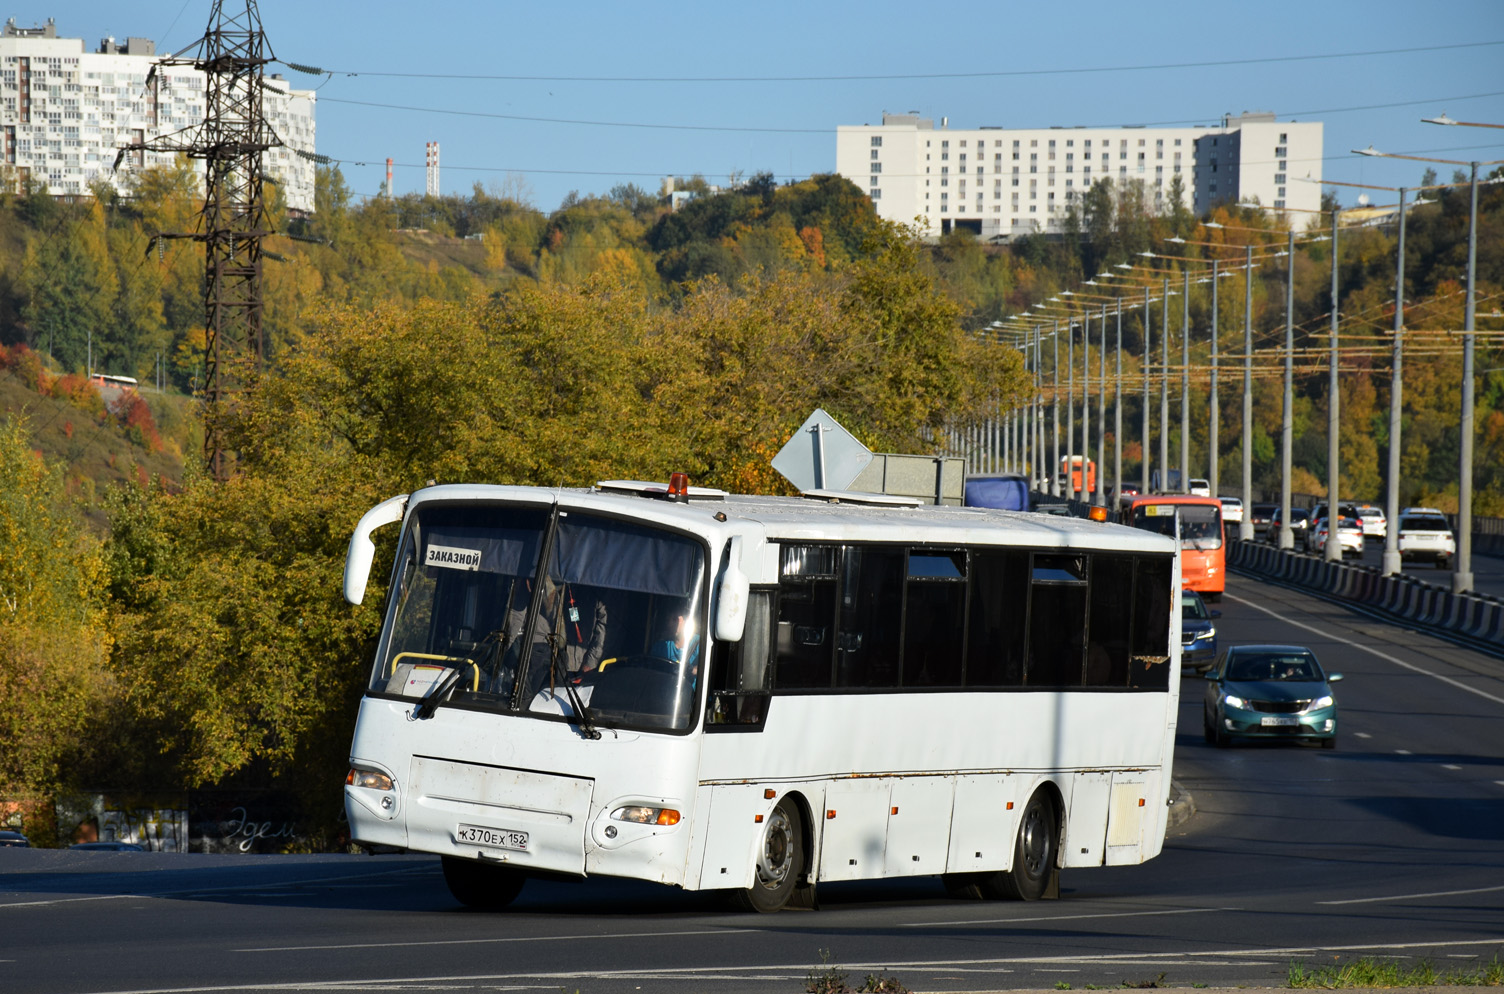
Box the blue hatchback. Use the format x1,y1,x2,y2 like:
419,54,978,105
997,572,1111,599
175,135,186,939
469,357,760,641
1203,644,1342,748
1180,589,1220,673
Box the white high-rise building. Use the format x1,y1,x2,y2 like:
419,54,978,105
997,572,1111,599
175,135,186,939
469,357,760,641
836,110,1322,240
0,18,316,213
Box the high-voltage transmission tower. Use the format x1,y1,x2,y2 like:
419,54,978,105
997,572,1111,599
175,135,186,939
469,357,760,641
116,0,281,480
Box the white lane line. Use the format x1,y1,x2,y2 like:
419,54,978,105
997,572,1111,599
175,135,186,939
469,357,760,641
0,864,432,911
1355,732,1373,739
235,926,756,953
902,905,1227,927
1319,882,1504,905
1395,749,1413,755
1225,592,1504,706
1443,764,1463,770
0,893,149,909
77,940,1504,994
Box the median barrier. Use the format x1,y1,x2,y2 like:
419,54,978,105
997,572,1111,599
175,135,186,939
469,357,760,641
1227,538,1503,652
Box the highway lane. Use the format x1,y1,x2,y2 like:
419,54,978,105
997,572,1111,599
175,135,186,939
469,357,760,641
2,574,1502,994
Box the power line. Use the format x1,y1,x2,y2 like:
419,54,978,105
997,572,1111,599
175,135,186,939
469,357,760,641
280,39,1504,83
313,90,1504,139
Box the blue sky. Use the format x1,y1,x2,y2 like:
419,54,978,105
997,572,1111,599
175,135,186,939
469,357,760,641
32,0,1504,211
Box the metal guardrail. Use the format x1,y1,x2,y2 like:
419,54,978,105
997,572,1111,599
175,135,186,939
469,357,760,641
1227,539,1504,654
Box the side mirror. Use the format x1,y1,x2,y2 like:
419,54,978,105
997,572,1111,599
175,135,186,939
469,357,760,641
1204,672,1220,681
344,494,408,605
1210,609,1222,619
1327,673,1344,683
714,537,751,642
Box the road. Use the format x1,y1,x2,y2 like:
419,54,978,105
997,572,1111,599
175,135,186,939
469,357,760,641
3,575,1503,994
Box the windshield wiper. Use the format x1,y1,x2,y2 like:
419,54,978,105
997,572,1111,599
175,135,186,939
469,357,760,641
409,668,462,721
561,676,602,740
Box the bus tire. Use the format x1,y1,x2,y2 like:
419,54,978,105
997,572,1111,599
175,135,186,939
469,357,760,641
731,798,802,913
441,855,526,909
1000,791,1057,901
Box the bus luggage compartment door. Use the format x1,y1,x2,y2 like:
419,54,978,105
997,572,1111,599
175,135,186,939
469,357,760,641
409,756,593,876
884,776,955,877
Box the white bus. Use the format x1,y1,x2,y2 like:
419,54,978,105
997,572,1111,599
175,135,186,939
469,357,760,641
342,476,1181,911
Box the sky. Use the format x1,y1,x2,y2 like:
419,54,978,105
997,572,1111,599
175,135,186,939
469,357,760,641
24,0,1504,212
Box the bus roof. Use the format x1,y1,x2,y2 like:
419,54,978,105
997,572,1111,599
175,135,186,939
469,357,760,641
401,483,1177,555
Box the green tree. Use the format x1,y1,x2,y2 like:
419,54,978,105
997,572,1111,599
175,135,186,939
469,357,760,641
0,418,113,798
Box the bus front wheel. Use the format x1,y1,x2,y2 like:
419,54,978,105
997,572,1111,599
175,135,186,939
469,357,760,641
441,855,526,910
731,799,803,913
1000,791,1058,901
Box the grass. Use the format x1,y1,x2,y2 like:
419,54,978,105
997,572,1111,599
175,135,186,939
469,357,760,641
805,949,911,994
1288,955,1504,988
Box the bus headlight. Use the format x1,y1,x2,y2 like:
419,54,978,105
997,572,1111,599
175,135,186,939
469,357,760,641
347,767,394,791
611,806,681,826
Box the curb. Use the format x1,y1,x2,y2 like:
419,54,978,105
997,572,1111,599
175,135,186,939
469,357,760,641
1166,780,1195,830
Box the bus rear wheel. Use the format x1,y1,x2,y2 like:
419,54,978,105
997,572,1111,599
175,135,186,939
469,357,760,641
441,855,526,909
999,791,1057,901
731,799,802,913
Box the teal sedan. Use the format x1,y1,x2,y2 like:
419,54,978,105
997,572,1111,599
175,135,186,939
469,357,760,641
1203,644,1342,749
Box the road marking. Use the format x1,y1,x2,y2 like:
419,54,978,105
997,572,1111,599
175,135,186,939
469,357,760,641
76,940,1504,994
1395,749,1413,755
235,927,756,953
1443,763,1462,770
0,893,148,909
0,864,431,911
1225,592,1504,706
1319,882,1504,905
902,905,1227,927
1355,732,1372,739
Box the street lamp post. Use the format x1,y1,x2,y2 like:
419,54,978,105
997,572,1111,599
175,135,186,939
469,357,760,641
1325,204,1342,562
1181,268,1191,497
1114,297,1124,509
1142,283,1152,495
1209,257,1220,500
1240,245,1255,541
1280,228,1296,550
1053,319,1061,498
1161,277,1171,492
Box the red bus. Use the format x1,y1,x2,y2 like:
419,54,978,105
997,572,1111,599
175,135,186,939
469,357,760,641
1123,494,1225,600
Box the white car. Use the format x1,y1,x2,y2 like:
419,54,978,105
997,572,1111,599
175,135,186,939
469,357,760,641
1354,505,1387,540
1306,516,1363,557
1219,497,1244,524
1397,512,1455,568
1189,478,1211,497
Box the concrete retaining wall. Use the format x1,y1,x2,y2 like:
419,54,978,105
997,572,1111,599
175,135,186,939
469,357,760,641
1228,540,1504,652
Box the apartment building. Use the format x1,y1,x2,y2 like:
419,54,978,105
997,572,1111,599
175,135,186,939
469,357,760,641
0,18,315,212
836,110,1322,239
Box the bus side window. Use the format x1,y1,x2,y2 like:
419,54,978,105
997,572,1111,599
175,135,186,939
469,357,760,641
1087,554,1134,687
1128,555,1172,689
835,546,904,688
1026,554,1087,687
965,549,1028,687
708,590,773,727
903,550,965,687
775,545,838,689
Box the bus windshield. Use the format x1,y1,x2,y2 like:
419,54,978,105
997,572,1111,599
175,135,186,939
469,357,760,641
372,503,707,732
1130,504,1222,550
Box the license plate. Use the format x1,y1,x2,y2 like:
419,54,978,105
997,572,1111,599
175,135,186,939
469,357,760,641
456,823,529,852
1260,716,1299,727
